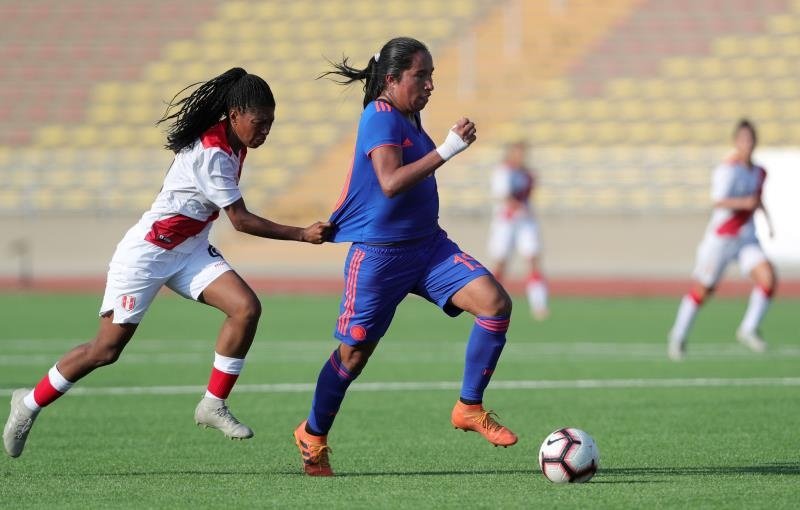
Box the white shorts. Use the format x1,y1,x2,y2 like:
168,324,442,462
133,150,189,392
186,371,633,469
100,235,232,324
488,215,542,261
692,233,767,288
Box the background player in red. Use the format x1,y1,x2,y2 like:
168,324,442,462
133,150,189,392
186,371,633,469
3,67,331,458
292,37,517,477
668,119,777,361
487,140,549,320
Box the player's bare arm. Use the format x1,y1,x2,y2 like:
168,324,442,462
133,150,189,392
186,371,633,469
371,117,476,198
714,194,759,211
224,198,331,243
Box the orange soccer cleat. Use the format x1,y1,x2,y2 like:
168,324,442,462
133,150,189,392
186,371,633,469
293,420,334,476
451,401,518,447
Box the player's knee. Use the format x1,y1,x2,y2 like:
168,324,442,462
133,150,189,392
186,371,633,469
339,344,373,375
87,342,124,367
486,286,513,317
233,295,262,325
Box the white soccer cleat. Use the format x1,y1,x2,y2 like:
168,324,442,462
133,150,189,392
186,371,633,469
736,329,767,353
194,397,254,440
3,388,40,458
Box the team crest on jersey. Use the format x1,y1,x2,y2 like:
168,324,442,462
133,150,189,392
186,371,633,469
350,325,367,342
402,137,414,148
121,295,136,312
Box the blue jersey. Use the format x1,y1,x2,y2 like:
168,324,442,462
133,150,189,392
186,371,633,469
329,100,439,243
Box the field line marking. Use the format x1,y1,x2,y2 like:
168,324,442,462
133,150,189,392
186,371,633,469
1,377,799,397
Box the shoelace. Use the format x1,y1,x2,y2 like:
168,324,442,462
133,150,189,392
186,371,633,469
13,415,34,440
474,409,504,432
213,404,241,425
306,443,332,467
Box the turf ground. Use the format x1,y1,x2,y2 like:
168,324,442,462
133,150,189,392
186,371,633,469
0,292,798,509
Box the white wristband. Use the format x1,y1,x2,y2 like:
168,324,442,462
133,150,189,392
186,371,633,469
435,129,469,161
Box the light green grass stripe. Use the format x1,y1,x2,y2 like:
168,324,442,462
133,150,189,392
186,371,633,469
2,377,799,397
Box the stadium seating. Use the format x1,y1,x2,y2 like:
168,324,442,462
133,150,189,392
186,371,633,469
2,0,798,217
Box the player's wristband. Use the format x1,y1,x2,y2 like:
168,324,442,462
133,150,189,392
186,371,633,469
435,129,469,161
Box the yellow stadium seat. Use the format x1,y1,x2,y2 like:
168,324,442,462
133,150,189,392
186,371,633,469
662,57,691,78
685,100,713,121
219,1,250,21
581,99,613,120
92,82,124,104
607,78,637,98
628,121,656,144
72,127,99,147
706,79,736,99
731,58,758,78
767,15,796,34
712,37,740,57
763,58,791,77
35,126,68,147
199,22,226,41
697,57,723,78
778,36,800,56
747,36,775,57
641,79,668,99
164,41,196,62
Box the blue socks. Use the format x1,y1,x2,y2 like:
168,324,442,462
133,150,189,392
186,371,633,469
307,348,356,436
460,315,510,403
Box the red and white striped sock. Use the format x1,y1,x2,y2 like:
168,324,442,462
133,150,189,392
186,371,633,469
205,352,245,401
23,364,74,412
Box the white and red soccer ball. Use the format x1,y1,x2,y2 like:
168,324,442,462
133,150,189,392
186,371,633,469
538,427,600,483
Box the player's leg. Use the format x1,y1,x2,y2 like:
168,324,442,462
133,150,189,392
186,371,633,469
487,217,514,281
3,317,138,458
519,218,548,320
3,257,160,459
295,244,411,476
736,244,775,352
417,233,517,447
668,236,730,360
169,246,259,439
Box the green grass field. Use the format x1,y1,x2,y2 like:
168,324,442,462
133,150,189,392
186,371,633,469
1,292,798,509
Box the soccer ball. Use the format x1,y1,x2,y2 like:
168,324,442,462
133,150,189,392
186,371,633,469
538,427,600,483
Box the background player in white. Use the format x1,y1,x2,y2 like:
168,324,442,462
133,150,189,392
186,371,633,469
3,67,331,458
668,119,776,361
487,141,549,320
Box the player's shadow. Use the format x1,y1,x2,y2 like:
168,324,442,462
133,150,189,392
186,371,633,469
601,462,800,477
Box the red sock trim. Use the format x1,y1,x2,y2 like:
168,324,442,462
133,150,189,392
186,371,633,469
757,285,774,298
527,271,544,284
207,367,240,399
32,374,64,407
688,289,705,306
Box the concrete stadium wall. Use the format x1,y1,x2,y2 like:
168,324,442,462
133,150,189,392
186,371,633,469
2,212,797,284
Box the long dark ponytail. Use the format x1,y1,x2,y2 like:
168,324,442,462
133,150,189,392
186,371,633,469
320,37,429,108
157,67,275,153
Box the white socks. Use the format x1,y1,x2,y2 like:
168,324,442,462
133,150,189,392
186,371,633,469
669,293,701,345
740,287,771,333
526,277,549,317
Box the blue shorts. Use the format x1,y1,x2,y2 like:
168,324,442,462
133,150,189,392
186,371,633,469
334,229,491,345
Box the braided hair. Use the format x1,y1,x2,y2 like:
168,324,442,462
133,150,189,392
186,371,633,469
320,37,428,108
157,67,275,153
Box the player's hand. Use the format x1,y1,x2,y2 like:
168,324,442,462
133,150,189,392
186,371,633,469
452,117,477,145
301,221,332,244
436,117,476,161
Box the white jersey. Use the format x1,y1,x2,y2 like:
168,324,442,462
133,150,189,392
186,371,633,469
127,121,246,254
705,159,766,239
491,163,535,220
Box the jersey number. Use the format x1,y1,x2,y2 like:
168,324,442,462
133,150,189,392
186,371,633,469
453,253,482,271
